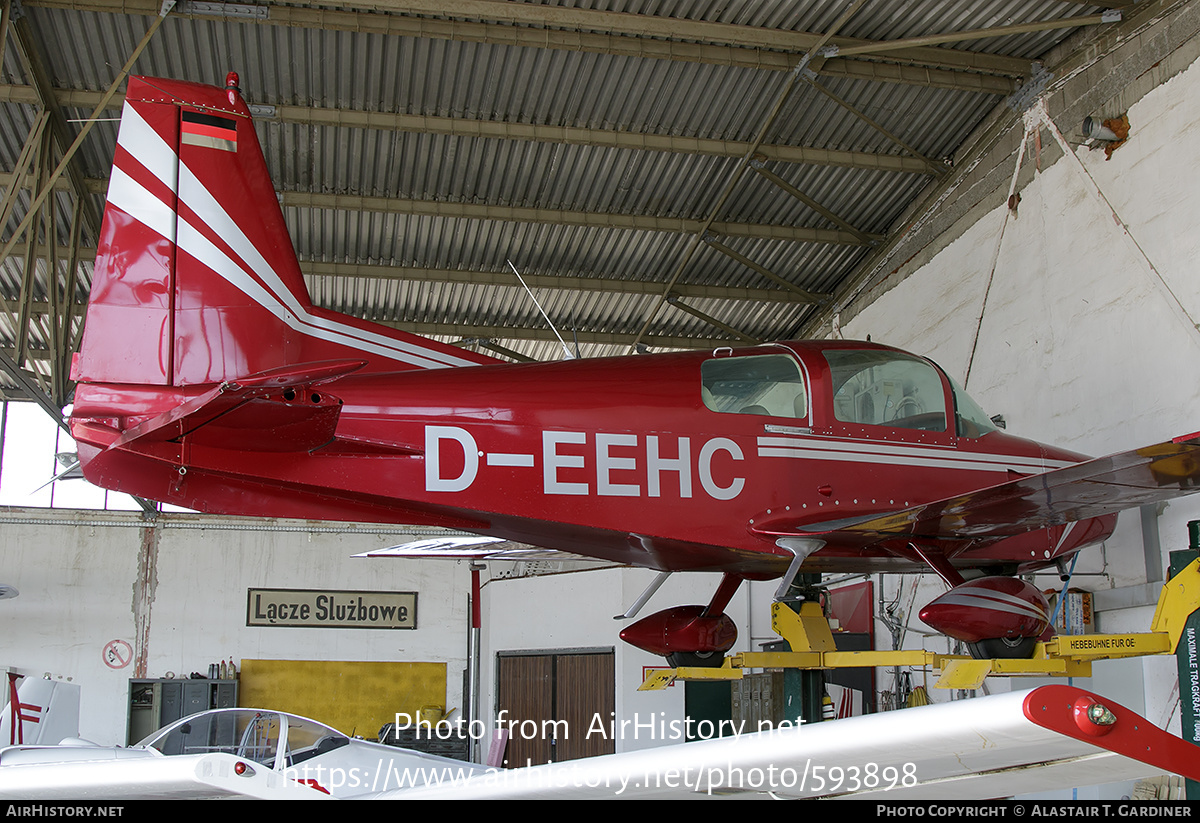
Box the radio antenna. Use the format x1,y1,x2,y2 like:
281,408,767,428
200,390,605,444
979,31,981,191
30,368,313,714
507,259,574,360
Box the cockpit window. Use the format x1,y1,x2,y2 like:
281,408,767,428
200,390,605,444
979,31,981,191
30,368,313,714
947,374,999,438
701,354,807,419
140,709,348,769
823,350,947,432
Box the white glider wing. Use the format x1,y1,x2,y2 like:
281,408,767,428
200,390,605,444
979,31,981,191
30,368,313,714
385,685,1199,800
0,749,328,799
2,687,1194,800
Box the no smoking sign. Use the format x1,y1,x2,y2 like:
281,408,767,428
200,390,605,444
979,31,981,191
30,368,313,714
103,639,132,669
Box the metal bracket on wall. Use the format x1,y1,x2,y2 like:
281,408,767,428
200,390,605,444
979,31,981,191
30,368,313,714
1006,62,1054,113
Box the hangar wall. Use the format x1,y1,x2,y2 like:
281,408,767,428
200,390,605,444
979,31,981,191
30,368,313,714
834,37,1200,724
0,510,470,745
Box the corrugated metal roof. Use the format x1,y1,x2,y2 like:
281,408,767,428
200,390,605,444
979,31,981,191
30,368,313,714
0,0,1121,390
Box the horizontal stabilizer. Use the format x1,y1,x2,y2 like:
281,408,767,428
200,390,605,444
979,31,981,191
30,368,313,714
775,433,1200,540
109,360,367,454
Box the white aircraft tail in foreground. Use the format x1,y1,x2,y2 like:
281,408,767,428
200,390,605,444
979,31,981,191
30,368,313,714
0,675,80,748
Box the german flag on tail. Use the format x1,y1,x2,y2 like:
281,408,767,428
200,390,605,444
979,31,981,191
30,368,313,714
181,110,237,152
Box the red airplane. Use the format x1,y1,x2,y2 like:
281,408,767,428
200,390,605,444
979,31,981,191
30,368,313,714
67,75,1200,665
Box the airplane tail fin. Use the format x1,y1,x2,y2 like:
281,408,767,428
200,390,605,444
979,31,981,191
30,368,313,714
1,675,80,746
72,74,494,389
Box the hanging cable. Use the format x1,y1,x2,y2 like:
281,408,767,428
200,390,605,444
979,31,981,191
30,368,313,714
964,110,1036,388
1034,99,1200,350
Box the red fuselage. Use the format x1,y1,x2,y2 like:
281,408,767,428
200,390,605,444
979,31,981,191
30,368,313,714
70,339,1114,579
66,76,1115,592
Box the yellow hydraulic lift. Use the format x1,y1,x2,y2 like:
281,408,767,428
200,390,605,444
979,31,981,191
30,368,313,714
640,558,1200,692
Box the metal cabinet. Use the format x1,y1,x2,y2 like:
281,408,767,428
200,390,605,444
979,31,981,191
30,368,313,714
126,679,237,745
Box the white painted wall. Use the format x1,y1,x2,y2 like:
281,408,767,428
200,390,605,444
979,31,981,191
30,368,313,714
835,52,1200,725
0,512,470,745
0,517,141,745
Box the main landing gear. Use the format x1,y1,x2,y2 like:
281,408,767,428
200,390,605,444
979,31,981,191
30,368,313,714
619,539,828,668
641,558,1200,693
907,543,1050,660
918,576,1053,660
618,574,743,667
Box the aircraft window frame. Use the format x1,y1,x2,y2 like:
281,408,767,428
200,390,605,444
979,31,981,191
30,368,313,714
700,354,809,421
821,349,950,434
947,374,999,439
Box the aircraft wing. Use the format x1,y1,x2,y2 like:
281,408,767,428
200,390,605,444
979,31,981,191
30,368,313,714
3,687,1193,799
0,749,329,800
383,685,1198,800
356,535,620,567
780,432,1200,541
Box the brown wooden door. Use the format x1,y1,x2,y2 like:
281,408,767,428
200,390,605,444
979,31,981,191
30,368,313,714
495,650,614,767
555,652,615,761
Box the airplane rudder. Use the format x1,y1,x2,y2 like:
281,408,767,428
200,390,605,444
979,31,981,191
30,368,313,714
73,76,182,387
74,74,309,387
75,74,500,387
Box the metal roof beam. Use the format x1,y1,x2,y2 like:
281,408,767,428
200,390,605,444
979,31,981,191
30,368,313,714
268,105,932,175
280,191,873,245
628,3,863,351
302,261,817,304
0,6,167,328
1,172,876,245
6,250,823,305
0,84,935,175
375,319,737,349
0,346,51,362
664,295,760,345
342,0,1030,76
0,114,49,271
829,13,1120,57
8,16,103,238
747,162,879,245
701,237,828,304
26,0,1024,94
801,75,948,176
452,338,537,363
14,303,735,352
0,349,66,431
796,0,1172,340
0,1,10,75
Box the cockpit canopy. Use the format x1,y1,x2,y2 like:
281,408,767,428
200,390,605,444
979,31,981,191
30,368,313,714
699,345,998,439
138,709,349,770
